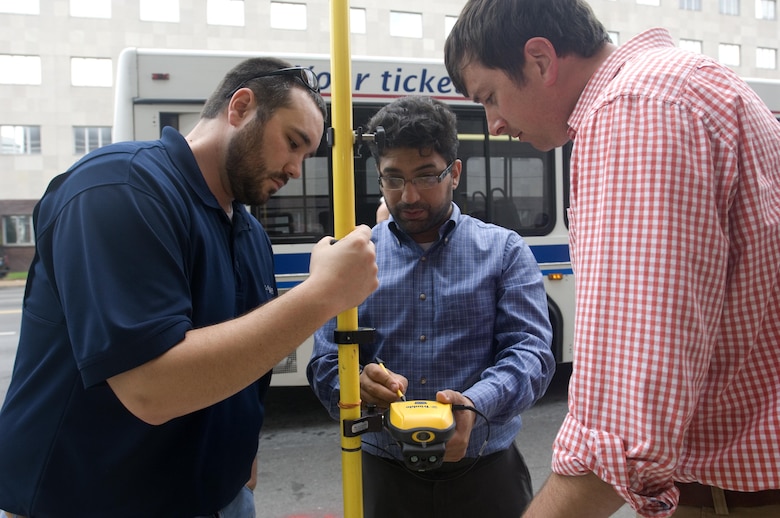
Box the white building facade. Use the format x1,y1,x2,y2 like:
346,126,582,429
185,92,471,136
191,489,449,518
1,0,778,270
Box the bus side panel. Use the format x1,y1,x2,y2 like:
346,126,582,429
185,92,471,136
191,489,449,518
113,50,579,387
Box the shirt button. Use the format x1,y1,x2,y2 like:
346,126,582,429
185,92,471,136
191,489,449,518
420,256,427,262
420,377,427,385
419,335,426,342
419,293,426,301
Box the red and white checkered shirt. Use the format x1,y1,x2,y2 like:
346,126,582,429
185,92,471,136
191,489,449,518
554,28,780,517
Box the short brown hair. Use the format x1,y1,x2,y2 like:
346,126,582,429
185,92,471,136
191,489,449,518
445,0,610,97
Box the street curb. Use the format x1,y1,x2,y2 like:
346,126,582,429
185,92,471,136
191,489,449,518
0,279,26,288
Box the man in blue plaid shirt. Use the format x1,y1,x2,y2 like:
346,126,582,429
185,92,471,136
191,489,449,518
307,96,555,518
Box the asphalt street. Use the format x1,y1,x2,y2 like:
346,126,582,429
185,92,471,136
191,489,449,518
256,365,634,518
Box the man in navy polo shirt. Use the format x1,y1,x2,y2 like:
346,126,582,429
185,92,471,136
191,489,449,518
0,57,378,518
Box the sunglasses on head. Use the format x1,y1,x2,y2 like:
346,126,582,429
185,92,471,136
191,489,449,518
225,67,320,98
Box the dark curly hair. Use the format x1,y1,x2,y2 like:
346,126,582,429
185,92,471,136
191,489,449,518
365,96,458,164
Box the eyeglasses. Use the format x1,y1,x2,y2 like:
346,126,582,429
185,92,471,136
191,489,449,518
225,67,320,98
378,162,454,191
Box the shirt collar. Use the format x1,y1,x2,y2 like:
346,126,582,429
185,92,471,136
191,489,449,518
568,28,675,140
387,202,460,247
161,126,224,212
161,126,247,225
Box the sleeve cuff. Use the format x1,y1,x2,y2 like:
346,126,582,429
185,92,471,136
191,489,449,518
552,412,679,517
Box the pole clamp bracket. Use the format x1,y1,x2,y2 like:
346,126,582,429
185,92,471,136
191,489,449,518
333,327,376,345
343,406,383,438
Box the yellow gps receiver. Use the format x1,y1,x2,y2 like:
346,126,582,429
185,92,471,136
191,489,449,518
385,400,455,471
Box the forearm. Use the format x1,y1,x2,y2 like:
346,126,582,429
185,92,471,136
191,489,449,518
109,279,336,424
470,236,555,419
523,472,625,518
466,333,555,422
307,322,346,420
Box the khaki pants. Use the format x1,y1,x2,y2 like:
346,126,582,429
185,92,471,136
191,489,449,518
668,505,780,517
662,483,780,517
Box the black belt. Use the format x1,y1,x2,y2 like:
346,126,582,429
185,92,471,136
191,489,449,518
676,482,780,508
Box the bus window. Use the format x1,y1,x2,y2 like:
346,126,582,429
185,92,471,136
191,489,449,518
456,133,556,237
463,155,550,232
251,155,331,242
159,112,201,138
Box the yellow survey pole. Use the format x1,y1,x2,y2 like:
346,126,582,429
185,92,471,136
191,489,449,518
329,1,364,517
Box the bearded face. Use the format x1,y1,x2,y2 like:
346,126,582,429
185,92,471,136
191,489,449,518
378,148,457,243
224,116,290,206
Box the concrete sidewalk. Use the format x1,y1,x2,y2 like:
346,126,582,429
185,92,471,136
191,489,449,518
0,279,25,288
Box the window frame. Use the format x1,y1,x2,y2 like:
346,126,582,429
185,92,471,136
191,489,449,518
270,2,307,30
719,0,740,15
2,214,35,246
73,126,112,155
1,125,42,155
389,11,423,38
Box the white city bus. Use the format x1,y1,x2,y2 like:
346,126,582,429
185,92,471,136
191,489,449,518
113,47,780,386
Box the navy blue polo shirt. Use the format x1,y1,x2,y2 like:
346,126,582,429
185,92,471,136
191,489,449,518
0,127,276,517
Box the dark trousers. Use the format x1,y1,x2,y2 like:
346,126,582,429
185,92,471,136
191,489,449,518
362,443,533,518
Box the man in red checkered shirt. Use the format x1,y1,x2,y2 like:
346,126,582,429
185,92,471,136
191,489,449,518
445,1,780,517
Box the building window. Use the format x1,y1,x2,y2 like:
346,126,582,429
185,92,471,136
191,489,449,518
636,0,660,5
445,15,457,37
139,0,179,22
607,31,620,46
3,215,34,246
71,57,112,87
0,0,39,14
270,2,307,30
0,55,41,85
756,0,777,18
70,0,111,18
756,47,777,69
1,125,41,154
680,0,702,9
350,7,366,34
719,43,741,66
207,0,244,26
74,126,112,155
720,0,740,14
390,11,423,38
679,39,703,53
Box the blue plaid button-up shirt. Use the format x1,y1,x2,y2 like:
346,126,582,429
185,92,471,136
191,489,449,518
308,203,555,459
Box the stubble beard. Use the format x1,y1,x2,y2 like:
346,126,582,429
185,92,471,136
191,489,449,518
224,118,287,206
392,197,452,237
